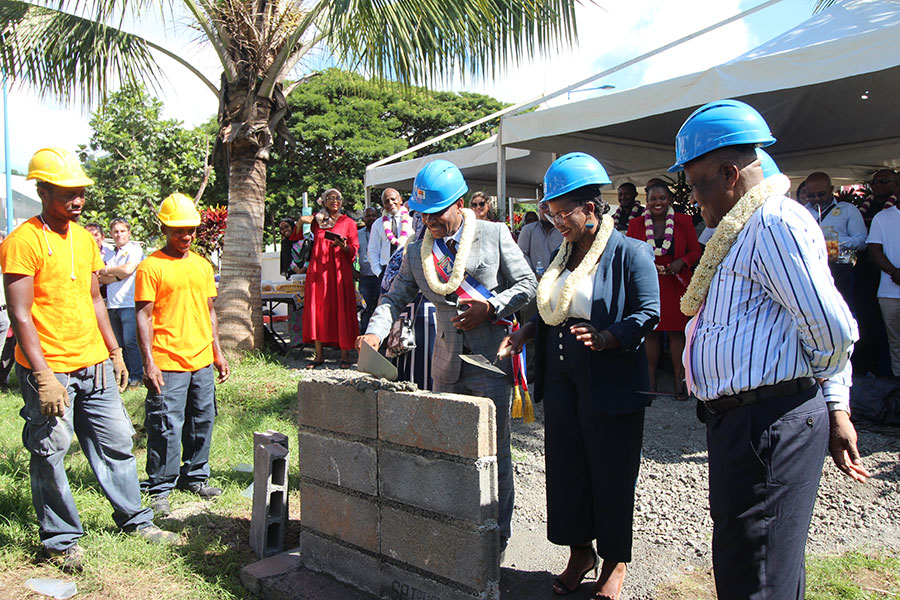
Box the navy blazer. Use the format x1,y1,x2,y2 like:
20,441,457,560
534,230,660,415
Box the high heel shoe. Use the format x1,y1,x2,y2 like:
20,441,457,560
552,547,599,595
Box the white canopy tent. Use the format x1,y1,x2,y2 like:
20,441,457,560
501,0,900,186
365,0,900,203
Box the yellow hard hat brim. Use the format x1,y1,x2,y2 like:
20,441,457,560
159,217,201,227
26,173,95,187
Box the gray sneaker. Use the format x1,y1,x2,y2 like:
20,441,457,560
134,524,179,544
150,496,171,517
46,544,84,573
181,482,222,498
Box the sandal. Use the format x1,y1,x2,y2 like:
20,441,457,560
305,360,325,370
340,361,352,369
553,547,599,595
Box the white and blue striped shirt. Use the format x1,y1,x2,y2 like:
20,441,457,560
685,195,858,412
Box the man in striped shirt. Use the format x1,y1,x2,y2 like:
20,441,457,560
670,100,868,600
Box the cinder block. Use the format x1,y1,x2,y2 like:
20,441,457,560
300,529,381,597
381,562,498,600
240,546,302,595
298,431,377,495
381,506,499,591
298,381,377,439
378,390,496,458
251,438,290,558
378,448,497,523
300,482,379,553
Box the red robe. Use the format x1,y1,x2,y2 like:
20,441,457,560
302,214,359,349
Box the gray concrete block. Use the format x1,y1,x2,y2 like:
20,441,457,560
255,429,290,451
378,448,497,524
301,529,381,597
298,430,377,495
380,506,499,591
251,440,290,558
300,481,380,553
378,390,496,458
381,562,497,600
240,546,302,595
298,381,377,439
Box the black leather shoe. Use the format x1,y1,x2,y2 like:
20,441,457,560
181,482,222,498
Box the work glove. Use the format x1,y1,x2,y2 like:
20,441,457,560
32,369,70,417
110,347,129,393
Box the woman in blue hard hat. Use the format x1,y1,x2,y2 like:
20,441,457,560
501,152,659,599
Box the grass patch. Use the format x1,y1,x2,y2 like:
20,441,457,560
0,352,302,599
655,552,900,599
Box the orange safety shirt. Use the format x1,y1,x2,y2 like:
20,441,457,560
135,250,216,372
0,217,109,372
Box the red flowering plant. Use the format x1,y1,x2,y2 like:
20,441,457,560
194,205,228,268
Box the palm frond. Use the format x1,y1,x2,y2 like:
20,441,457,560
0,0,162,105
321,0,578,86
813,0,836,13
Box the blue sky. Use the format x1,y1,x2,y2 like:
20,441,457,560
2,0,816,172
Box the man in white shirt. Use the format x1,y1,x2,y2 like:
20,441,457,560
357,207,380,332
516,201,562,275
367,188,405,278
867,204,900,378
804,171,867,311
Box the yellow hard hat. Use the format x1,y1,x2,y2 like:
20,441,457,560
158,193,201,227
27,147,94,187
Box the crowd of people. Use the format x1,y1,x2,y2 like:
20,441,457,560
4,96,897,599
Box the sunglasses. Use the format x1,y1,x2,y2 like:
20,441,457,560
472,201,487,208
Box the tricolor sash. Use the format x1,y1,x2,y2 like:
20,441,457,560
431,238,534,422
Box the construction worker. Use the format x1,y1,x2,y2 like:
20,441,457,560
0,148,175,573
135,193,230,517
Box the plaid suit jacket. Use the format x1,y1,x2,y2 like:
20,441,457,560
367,220,536,385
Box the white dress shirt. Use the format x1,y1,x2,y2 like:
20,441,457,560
804,200,867,251
367,213,403,274
685,195,858,412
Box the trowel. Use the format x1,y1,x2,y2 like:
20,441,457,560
359,342,398,381
459,352,507,376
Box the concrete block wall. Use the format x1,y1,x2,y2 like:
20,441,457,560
250,430,290,559
297,380,500,600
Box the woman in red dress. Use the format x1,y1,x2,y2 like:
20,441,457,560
298,188,359,368
626,182,700,396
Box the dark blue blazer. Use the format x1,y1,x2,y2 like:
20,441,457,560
534,230,660,415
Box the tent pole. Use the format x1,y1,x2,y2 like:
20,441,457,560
497,119,507,224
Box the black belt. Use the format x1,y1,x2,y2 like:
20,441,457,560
704,377,817,415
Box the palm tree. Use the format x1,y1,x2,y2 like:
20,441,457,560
0,0,577,350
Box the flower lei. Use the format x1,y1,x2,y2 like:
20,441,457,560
644,207,674,256
421,208,477,295
315,209,338,229
680,174,790,316
536,214,615,326
613,203,643,229
383,208,413,247
858,194,896,217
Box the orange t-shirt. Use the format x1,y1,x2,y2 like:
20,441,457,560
0,217,108,372
134,250,217,372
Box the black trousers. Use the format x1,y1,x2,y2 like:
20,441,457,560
544,322,645,562
706,385,827,600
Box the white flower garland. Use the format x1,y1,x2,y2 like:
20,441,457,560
644,207,675,256
680,174,790,316
421,208,477,295
536,214,615,326
613,203,643,229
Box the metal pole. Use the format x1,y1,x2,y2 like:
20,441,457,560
3,79,11,234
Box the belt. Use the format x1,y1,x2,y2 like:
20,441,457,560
704,377,817,415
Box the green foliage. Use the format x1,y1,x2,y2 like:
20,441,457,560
78,83,223,247
264,68,509,240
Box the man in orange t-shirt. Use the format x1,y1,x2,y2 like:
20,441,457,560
135,193,230,517
0,148,174,572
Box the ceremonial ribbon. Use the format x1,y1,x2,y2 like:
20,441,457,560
432,239,534,422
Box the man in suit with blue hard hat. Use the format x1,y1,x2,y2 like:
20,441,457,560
359,160,536,552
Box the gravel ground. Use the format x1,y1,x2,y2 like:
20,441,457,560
291,347,900,599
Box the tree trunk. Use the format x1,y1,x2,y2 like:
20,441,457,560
217,136,268,351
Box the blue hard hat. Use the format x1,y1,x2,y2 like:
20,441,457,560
756,148,780,178
543,152,612,202
408,160,468,213
669,99,776,172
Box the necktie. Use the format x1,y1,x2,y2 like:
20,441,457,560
446,239,458,255
392,216,400,238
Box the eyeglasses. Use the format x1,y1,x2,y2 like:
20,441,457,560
806,191,832,199
472,201,487,208
545,206,580,224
